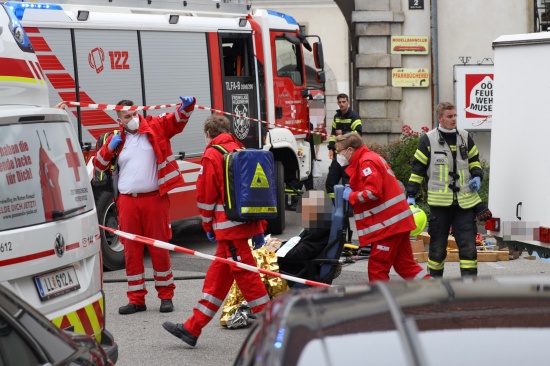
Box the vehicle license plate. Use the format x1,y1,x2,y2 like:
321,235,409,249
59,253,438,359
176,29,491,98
34,266,80,301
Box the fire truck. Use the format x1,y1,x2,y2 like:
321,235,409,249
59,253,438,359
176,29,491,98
6,0,326,270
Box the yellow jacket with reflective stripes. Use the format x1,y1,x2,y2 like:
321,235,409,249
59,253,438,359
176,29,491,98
408,128,482,209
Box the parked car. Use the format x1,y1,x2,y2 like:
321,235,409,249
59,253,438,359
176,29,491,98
234,276,550,366
0,285,113,366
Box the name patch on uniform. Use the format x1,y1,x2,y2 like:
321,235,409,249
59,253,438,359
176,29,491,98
362,167,372,176
376,244,390,252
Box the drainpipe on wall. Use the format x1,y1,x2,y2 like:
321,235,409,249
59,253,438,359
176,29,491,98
430,0,439,127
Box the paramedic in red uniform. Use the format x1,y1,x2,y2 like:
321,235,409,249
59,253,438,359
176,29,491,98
334,132,431,282
163,115,269,347
94,96,196,315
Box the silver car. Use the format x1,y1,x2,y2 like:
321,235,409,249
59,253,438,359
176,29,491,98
234,276,550,366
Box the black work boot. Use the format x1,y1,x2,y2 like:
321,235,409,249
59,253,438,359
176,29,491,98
160,299,174,313
118,303,147,315
162,322,198,347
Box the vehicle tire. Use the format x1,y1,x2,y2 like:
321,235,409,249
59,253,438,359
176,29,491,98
95,190,125,270
266,160,285,235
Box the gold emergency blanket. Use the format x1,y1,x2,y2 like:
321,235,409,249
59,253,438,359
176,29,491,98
220,246,290,327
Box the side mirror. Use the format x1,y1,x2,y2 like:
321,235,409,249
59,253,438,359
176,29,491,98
316,70,326,84
313,41,324,70
283,33,301,46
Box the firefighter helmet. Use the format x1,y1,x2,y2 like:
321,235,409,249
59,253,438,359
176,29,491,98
410,205,427,236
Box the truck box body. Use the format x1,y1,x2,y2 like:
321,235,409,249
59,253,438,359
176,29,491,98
489,32,550,256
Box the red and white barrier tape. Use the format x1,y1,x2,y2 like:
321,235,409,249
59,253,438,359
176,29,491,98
65,101,330,138
99,224,331,288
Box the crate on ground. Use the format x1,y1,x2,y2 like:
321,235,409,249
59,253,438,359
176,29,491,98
410,239,426,253
414,252,428,263
417,232,430,245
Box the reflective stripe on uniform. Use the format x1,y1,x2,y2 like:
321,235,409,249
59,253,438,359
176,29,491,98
197,202,216,210
127,273,145,281
201,215,212,223
195,302,217,318
414,269,430,279
157,155,175,170
158,169,180,185
247,294,270,309
154,269,173,277
354,193,405,220
356,209,411,237
427,258,445,271
155,278,175,287
203,292,224,307
213,220,246,230
128,283,146,291
460,259,477,269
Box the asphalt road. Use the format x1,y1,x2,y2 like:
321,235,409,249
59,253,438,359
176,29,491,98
102,143,550,366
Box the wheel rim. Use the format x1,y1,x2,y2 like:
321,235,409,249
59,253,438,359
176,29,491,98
101,201,124,253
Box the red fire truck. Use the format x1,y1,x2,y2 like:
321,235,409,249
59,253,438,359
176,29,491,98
8,0,325,269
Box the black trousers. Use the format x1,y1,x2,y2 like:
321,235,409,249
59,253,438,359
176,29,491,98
325,158,349,198
427,204,478,277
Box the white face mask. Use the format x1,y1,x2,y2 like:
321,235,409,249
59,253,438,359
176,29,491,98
336,149,349,167
126,116,139,131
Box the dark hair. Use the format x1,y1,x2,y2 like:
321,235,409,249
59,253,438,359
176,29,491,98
116,100,134,117
337,93,349,101
436,102,456,117
204,114,231,138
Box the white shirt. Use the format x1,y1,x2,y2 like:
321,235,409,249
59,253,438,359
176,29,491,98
117,131,158,194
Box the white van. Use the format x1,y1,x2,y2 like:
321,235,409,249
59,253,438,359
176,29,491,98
0,3,117,362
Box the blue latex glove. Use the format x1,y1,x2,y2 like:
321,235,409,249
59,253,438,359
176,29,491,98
108,134,122,150
179,96,195,111
343,186,352,201
251,234,265,249
206,231,216,242
469,176,481,192
407,196,416,207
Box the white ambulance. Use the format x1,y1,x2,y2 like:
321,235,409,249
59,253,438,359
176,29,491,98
7,0,326,270
0,3,117,361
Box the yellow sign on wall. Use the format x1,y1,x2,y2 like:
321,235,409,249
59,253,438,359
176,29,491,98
391,36,429,55
392,68,430,87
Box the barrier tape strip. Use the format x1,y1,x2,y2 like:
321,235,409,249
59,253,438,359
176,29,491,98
99,225,331,288
65,101,330,138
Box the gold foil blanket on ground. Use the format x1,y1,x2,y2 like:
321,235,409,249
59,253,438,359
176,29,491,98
220,246,290,327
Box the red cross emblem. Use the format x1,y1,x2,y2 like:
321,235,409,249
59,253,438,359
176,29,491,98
65,138,81,181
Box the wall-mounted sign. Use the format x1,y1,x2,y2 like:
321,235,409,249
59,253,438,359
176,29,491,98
454,65,494,130
409,0,424,9
392,68,430,87
391,36,429,55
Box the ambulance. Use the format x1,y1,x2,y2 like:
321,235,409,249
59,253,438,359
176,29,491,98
6,0,326,270
0,3,117,361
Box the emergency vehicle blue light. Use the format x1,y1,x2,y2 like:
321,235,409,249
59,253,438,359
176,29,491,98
266,10,298,25
5,2,63,21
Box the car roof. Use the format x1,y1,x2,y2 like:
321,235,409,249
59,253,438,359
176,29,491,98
257,276,550,366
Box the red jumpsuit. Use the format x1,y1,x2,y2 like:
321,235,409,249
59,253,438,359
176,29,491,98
345,146,431,282
94,104,194,304
184,133,269,338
